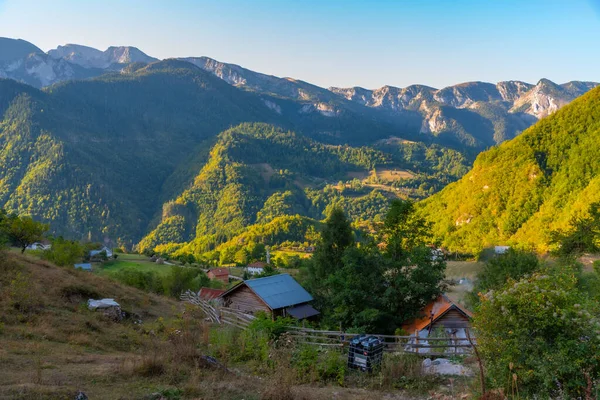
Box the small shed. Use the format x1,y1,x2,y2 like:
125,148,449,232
74,263,92,271
207,268,229,284
219,274,319,320
401,295,473,354
402,295,473,334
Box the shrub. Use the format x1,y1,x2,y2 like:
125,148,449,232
376,352,446,392
292,344,318,381
317,350,345,385
42,237,84,266
474,269,600,397
247,313,295,339
467,248,541,307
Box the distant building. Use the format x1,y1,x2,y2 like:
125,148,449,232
74,263,92,271
90,246,113,259
494,246,510,255
26,242,51,250
219,274,319,320
246,261,267,276
207,268,229,284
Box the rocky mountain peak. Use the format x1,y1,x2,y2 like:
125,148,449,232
104,46,157,65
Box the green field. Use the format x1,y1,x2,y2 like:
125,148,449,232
95,254,174,277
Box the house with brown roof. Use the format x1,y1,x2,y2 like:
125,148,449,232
402,294,473,334
207,268,229,284
401,295,473,354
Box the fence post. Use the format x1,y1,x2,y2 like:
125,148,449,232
415,330,419,354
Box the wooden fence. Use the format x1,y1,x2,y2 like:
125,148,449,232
285,326,475,356
180,290,474,356
181,290,256,329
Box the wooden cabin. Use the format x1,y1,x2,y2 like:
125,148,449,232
207,268,229,284
402,294,472,334
219,274,319,320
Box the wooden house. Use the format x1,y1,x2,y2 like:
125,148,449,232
219,274,319,320
402,294,473,335
207,268,229,284
401,295,473,354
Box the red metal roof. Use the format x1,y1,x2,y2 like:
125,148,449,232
401,295,473,333
198,287,225,300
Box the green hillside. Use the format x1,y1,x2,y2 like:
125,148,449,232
0,61,279,245
418,86,600,254
139,123,391,257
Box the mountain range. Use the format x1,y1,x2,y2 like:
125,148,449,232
1,37,597,151
0,36,598,256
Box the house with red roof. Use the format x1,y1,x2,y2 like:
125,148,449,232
207,268,229,284
198,287,225,301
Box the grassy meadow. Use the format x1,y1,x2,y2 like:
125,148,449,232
94,254,174,277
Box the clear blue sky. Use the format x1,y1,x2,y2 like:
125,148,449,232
1,0,599,89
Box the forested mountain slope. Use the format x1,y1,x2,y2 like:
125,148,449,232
418,86,600,254
0,61,280,244
139,123,391,257
0,60,466,246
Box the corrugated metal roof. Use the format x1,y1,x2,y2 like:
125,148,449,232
286,303,320,319
401,294,473,332
245,274,313,310
199,287,225,300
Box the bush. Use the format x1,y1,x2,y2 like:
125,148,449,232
379,353,434,390
42,237,84,266
467,249,541,307
474,269,600,397
109,265,210,298
247,313,295,339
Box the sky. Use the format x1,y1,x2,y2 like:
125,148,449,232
0,0,599,89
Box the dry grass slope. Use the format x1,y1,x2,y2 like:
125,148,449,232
0,251,471,399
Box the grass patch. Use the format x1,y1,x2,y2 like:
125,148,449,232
96,259,172,277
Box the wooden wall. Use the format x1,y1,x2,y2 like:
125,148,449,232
431,308,470,330
223,286,271,315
